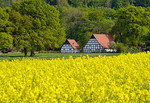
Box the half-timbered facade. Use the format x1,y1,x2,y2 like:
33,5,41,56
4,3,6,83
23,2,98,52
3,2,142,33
61,39,80,53
83,34,115,53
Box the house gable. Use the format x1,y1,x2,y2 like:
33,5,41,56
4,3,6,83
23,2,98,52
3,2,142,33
90,35,95,39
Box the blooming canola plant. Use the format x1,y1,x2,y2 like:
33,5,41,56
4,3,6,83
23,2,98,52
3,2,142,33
0,52,150,102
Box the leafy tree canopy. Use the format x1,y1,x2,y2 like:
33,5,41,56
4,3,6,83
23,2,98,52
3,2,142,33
0,7,13,52
111,6,150,46
10,0,66,56
0,32,13,52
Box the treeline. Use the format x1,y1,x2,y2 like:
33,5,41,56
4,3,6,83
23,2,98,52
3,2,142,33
48,0,150,49
1,0,150,9
0,0,150,56
46,0,150,9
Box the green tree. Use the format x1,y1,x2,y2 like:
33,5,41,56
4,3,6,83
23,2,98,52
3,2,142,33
11,0,66,56
111,6,150,46
0,32,13,52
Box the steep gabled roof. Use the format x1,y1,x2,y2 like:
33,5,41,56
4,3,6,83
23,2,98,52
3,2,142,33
67,39,80,49
93,34,114,49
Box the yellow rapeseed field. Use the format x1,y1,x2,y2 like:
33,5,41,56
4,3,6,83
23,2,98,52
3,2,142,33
0,52,150,102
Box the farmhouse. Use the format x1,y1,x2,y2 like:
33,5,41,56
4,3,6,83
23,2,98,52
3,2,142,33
61,39,80,53
83,34,115,53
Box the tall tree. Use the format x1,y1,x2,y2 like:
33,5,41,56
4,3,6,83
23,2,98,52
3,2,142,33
110,6,150,46
11,0,66,56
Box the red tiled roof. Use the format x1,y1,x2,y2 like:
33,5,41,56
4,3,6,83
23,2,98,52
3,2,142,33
93,34,114,49
67,39,80,49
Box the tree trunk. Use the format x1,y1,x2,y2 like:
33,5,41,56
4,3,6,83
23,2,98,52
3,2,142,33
24,48,27,57
30,49,35,57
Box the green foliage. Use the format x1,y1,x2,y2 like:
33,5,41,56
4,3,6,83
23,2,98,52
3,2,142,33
43,0,150,9
10,0,66,56
1,0,150,9
127,46,139,53
88,9,104,21
114,43,128,53
112,0,124,10
134,0,150,7
111,6,150,46
60,7,115,48
1,0,150,54
0,0,23,8
108,41,115,49
0,7,14,52
0,32,13,51
0,7,14,33
60,7,89,47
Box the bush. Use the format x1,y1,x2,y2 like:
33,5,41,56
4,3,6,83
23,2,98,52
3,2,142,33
108,41,115,49
101,49,107,53
127,46,139,53
114,43,128,53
